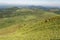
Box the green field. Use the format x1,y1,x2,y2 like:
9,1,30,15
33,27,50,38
0,8,60,40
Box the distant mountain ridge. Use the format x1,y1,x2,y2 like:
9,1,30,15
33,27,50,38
0,4,60,9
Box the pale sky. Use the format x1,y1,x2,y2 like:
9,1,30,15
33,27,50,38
0,0,60,6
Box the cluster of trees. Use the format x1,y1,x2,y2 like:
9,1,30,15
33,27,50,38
44,16,60,23
0,7,19,18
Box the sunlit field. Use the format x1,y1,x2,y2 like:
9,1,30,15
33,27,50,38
0,7,60,40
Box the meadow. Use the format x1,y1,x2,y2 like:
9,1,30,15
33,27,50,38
0,7,60,40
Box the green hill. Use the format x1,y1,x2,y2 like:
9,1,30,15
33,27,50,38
0,7,60,40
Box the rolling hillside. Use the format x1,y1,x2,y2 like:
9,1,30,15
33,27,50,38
0,7,60,40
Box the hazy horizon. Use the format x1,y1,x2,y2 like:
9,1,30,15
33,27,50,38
0,0,60,7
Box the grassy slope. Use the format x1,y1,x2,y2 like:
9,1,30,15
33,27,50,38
0,8,60,40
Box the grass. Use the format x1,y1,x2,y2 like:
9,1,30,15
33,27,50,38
0,8,60,40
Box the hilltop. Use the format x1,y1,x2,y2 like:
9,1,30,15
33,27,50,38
0,7,60,40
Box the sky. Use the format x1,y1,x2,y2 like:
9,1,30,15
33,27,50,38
0,0,60,6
